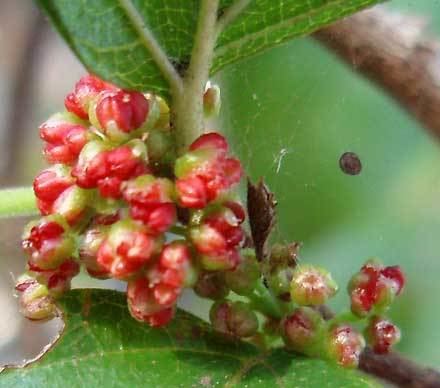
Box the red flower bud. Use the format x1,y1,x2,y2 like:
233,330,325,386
92,90,149,141
97,220,157,279
175,133,243,208
175,176,208,209
127,277,174,327
348,260,405,317
22,216,74,270
72,141,111,188
65,74,115,119
147,242,195,307
40,112,89,164
326,325,365,368
33,165,74,204
122,175,176,233
189,132,228,154
122,174,174,205
365,316,401,354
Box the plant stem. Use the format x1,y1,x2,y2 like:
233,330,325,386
117,0,183,94
0,187,37,218
216,0,251,35
172,0,220,154
248,280,283,319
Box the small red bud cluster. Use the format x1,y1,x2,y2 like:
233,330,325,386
279,259,405,367
16,75,244,327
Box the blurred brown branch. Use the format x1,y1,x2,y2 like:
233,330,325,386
314,5,440,140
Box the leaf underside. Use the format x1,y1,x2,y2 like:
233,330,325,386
1,289,379,387
37,0,383,95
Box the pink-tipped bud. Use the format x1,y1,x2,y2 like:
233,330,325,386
122,175,176,233
189,132,228,154
326,325,365,368
127,277,174,327
147,242,195,307
175,133,243,207
72,140,111,188
91,90,149,142
210,300,258,338
39,112,89,164
122,174,174,205
97,220,157,279
175,176,208,209
22,216,74,270
65,74,115,119
130,203,176,235
348,260,405,317
290,264,338,306
365,316,401,354
33,164,74,205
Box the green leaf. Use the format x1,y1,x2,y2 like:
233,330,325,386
1,289,379,387
37,0,382,95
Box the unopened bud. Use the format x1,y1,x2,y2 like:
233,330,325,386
224,249,260,295
281,307,325,354
210,300,258,338
365,316,401,354
194,271,229,300
326,325,365,368
290,264,338,306
203,82,221,117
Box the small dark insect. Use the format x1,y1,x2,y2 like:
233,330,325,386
339,152,362,175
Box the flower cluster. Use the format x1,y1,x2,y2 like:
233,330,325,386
16,74,244,327
15,74,406,370
279,258,405,367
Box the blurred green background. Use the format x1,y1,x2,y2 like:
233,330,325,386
1,0,440,371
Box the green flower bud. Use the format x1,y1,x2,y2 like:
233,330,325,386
225,249,260,296
290,264,338,306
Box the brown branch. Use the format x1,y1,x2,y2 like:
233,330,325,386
313,5,440,140
360,348,440,388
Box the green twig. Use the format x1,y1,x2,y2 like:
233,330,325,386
173,0,220,153
0,187,37,218
248,280,283,319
